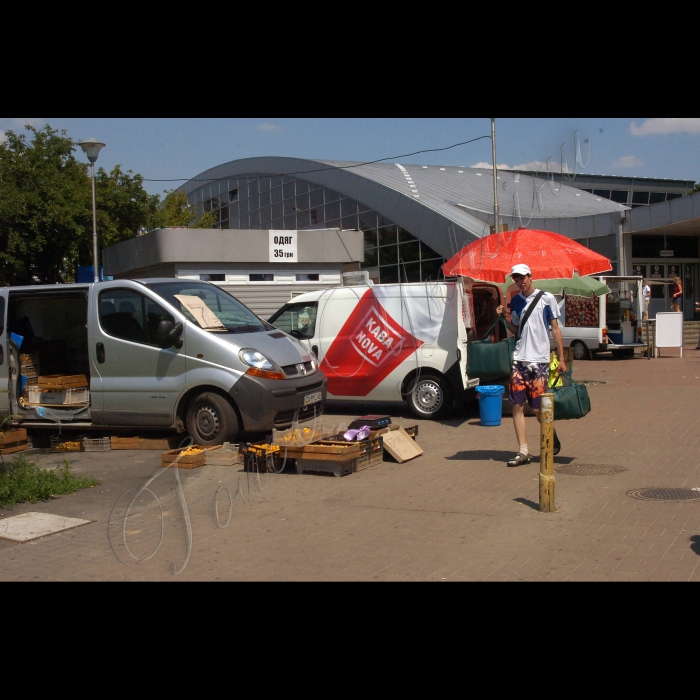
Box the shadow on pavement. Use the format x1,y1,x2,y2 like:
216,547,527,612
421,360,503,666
514,497,539,511
690,535,700,556
447,450,575,465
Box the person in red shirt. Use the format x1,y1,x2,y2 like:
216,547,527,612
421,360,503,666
671,276,683,313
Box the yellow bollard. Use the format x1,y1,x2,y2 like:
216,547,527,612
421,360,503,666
539,392,556,512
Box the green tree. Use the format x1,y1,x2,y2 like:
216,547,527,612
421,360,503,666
693,182,699,194
0,124,162,285
190,210,218,228
0,125,89,285
155,189,192,228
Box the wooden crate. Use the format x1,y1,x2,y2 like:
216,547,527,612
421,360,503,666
38,374,88,389
110,436,140,450
0,428,28,455
161,445,210,469
139,436,179,450
280,440,361,460
205,443,242,466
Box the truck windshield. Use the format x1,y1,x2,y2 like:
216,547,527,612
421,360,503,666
144,281,270,333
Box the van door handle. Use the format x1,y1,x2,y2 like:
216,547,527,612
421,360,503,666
312,345,319,358
96,342,105,364
0,345,3,365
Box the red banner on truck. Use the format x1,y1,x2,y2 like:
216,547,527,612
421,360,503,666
320,289,423,396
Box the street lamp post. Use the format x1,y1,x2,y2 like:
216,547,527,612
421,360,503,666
77,138,106,283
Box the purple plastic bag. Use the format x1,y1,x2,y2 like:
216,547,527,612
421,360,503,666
343,425,371,441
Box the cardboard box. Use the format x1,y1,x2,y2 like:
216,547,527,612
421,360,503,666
382,427,423,463
38,374,88,389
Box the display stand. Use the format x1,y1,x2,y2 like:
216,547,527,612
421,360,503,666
654,313,683,358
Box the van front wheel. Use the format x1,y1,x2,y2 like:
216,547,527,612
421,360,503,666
407,374,453,420
186,392,239,446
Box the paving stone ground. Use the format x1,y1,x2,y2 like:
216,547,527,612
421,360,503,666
1,349,699,581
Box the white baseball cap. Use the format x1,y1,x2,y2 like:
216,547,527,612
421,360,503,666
510,263,531,277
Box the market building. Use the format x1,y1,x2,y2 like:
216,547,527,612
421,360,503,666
104,156,700,320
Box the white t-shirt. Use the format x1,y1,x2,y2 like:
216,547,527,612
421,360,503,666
643,285,651,301
510,289,560,363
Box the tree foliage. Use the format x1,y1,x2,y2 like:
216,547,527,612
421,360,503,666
155,189,192,228
0,126,89,285
0,124,221,286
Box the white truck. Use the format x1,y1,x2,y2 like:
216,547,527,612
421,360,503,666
556,275,645,359
268,276,507,419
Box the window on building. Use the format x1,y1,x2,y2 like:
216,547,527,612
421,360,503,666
666,193,682,201
632,191,650,205
649,192,667,204
295,274,320,282
593,189,611,200
249,274,274,282
609,190,629,204
200,274,226,282
229,189,238,202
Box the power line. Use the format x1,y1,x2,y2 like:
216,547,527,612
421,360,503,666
142,135,492,184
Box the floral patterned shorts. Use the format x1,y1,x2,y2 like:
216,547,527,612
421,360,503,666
508,361,549,410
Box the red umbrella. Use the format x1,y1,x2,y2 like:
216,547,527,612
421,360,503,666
442,228,613,283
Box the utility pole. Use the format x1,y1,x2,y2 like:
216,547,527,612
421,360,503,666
491,118,500,235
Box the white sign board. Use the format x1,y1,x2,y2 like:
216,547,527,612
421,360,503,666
655,312,683,357
269,230,298,262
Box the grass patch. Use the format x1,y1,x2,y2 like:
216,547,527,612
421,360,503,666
0,454,99,508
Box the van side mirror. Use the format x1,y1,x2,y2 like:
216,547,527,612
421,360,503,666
157,320,183,349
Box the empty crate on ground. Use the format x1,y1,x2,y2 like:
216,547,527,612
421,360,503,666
0,428,28,455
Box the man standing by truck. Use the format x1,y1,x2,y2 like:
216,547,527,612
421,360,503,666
496,264,567,467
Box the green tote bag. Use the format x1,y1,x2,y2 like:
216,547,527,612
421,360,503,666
552,370,591,420
466,317,516,380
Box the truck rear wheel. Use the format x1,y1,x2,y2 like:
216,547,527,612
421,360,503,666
186,392,239,446
571,341,590,361
407,373,453,420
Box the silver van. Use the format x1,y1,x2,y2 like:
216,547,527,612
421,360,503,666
0,279,326,445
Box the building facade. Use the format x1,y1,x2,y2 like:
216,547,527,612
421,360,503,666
178,157,700,319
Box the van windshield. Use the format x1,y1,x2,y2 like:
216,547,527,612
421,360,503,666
144,281,270,333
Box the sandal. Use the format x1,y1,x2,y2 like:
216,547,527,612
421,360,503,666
507,452,531,467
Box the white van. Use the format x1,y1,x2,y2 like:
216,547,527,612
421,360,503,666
268,278,506,419
0,279,326,445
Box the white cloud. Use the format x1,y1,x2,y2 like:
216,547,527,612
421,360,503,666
472,160,571,173
511,160,570,173
630,118,700,136
256,122,283,132
471,161,512,169
611,155,643,168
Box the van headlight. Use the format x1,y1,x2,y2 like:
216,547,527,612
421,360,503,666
239,348,286,380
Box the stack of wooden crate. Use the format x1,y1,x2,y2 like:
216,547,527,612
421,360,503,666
20,353,40,400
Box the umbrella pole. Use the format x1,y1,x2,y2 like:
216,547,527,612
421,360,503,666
491,118,500,235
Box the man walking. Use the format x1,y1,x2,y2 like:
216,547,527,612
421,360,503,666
497,264,567,467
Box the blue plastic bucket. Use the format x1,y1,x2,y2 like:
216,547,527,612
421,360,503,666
475,385,505,426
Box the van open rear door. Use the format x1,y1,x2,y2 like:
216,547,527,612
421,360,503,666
457,278,479,390
0,289,7,421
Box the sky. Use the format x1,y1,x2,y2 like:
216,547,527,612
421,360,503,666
1,117,698,196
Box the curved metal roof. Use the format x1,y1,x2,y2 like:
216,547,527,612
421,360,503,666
182,156,629,259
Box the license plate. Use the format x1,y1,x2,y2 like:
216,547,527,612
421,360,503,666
303,391,322,406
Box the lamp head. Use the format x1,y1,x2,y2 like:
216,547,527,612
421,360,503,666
77,138,106,163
